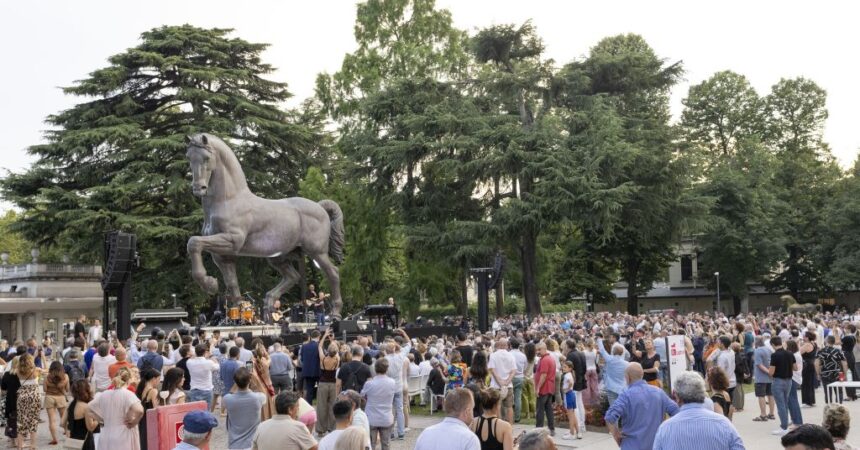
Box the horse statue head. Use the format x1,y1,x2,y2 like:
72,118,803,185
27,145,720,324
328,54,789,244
185,133,217,197
780,295,798,306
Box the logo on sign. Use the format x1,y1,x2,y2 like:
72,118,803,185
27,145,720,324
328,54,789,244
175,422,184,444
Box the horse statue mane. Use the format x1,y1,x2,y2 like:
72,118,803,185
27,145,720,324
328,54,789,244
781,295,821,314
184,132,345,319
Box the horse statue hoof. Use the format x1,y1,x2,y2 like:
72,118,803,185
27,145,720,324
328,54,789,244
202,276,219,294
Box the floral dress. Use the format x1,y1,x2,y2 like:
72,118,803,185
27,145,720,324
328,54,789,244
212,353,226,396
446,362,467,390
16,378,41,435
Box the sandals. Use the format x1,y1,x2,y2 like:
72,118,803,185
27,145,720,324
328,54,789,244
753,416,768,422
767,414,776,420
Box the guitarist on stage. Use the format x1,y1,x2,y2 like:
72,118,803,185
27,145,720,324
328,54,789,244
307,291,329,327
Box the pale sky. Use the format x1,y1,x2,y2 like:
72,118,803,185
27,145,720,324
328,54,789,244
1,0,859,182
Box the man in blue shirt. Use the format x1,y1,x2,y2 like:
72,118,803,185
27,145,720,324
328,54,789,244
604,363,679,450
300,329,321,403
220,346,242,394
597,337,631,406
752,335,775,421
653,371,744,450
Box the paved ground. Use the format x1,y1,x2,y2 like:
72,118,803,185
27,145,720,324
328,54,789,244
15,387,860,449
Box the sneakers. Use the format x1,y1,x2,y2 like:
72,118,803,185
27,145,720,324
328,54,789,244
549,429,556,437
562,433,576,440
576,432,583,439
772,428,789,436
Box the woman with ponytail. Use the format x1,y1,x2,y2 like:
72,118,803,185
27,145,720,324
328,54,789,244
87,367,144,450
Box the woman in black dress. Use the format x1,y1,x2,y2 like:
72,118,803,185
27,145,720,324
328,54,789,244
63,379,100,450
1,358,20,443
135,368,160,450
800,331,818,407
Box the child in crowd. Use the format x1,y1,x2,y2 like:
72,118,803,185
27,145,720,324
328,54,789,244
562,361,581,440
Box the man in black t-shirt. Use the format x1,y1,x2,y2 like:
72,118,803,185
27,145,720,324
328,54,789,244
455,332,474,367
566,339,587,433
769,336,800,435
337,345,372,393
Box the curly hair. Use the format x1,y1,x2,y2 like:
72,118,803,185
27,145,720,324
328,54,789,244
707,366,730,392
823,404,851,439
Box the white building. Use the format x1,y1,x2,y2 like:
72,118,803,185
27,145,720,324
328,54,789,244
0,262,103,342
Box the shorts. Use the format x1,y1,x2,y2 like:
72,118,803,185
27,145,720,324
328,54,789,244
500,387,513,409
564,391,576,410
755,383,772,397
44,395,68,409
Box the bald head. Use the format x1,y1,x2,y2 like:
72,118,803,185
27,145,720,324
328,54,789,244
115,347,127,361
147,340,158,351
625,362,644,385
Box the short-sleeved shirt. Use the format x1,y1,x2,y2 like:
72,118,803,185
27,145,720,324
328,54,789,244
641,353,661,382
337,360,372,393
269,351,292,377
252,414,317,450
818,346,846,379
386,353,406,390
488,350,516,388
456,345,474,367
770,349,794,379
415,417,481,450
753,346,773,383
220,359,241,393
223,390,266,449
535,354,557,396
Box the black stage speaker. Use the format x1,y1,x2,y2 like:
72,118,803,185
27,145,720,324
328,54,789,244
333,320,360,334
238,331,253,348
102,232,136,290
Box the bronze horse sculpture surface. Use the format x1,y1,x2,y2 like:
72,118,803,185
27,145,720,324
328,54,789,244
781,295,821,314
184,133,345,319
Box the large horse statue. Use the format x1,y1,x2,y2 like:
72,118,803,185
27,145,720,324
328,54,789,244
781,295,821,314
184,133,345,319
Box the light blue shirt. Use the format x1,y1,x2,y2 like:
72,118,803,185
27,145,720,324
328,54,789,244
597,339,629,394
269,351,292,376
753,346,773,383
654,338,668,364
415,417,481,450
604,380,680,450
653,403,745,450
361,374,396,427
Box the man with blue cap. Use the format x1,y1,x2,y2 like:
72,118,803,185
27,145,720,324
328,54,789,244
174,410,218,450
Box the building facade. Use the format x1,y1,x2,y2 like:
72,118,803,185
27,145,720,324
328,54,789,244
0,262,103,342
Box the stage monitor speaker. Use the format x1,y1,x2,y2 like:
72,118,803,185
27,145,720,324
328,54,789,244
333,320,360,334
102,232,136,291
238,331,253,348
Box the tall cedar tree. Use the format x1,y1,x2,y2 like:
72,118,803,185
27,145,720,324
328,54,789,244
1,25,321,309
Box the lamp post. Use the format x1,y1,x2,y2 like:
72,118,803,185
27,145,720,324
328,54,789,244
714,272,720,314
172,293,177,309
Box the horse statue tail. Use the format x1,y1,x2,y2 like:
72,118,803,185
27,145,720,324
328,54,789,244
319,199,345,264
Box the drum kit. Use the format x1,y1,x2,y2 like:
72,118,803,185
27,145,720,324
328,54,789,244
226,300,258,325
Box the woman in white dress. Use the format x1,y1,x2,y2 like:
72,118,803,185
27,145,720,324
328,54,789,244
87,367,144,450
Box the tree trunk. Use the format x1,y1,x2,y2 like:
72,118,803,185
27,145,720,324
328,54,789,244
521,228,541,317
495,279,505,317
732,294,741,316
458,270,468,316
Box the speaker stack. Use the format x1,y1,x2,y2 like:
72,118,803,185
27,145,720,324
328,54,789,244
102,231,137,341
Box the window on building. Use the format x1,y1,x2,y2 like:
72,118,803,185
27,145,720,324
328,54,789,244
681,254,693,281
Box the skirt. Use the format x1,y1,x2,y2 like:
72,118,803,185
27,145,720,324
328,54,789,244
16,384,41,434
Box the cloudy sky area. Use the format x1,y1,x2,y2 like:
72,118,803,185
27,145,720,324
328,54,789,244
1,0,858,178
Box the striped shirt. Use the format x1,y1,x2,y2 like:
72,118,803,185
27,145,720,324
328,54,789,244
653,403,745,450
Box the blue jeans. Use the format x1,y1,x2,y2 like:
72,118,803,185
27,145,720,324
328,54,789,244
513,377,524,421
773,378,792,430
392,390,405,437
316,311,325,326
606,390,619,408
187,389,213,410
789,380,803,426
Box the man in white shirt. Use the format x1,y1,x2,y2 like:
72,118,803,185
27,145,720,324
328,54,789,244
415,388,480,450
234,337,253,363
318,400,354,450
89,342,116,392
87,319,102,347
488,338,517,423
186,343,220,410
510,338,528,423
385,343,408,439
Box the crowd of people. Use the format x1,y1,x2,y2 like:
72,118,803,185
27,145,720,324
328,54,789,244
0,308,857,450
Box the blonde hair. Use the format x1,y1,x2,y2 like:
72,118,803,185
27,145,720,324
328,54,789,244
823,404,851,439
334,426,368,450
16,354,35,380
112,367,133,389
546,339,558,352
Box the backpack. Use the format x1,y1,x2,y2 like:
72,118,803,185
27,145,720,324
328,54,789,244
67,361,86,384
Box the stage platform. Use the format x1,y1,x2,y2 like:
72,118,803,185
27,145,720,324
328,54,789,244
201,320,371,336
